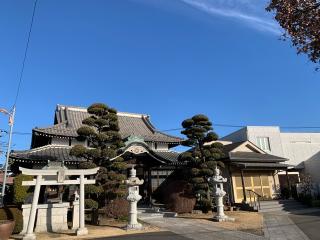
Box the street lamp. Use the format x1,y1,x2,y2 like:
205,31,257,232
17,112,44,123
0,106,15,206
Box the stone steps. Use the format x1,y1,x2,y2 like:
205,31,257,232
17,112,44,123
138,208,177,220
257,200,306,213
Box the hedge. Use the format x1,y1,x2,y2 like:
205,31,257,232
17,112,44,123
0,207,23,233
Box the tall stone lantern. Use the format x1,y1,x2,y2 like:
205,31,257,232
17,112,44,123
125,166,144,230
208,167,234,222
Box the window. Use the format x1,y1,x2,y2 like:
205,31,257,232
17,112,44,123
256,137,271,151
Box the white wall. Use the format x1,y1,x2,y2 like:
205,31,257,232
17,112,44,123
155,143,168,151
246,126,284,157
51,138,69,146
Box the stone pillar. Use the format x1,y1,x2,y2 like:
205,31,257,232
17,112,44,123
21,204,31,234
72,191,80,230
23,175,42,240
125,167,144,230
76,175,88,236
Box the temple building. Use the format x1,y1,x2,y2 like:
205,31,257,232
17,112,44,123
9,105,183,200
9,105,290,205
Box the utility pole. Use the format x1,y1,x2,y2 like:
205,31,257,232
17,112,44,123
0,106,15,206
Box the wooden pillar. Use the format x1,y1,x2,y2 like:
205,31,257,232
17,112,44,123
148,168,152,201
286,170,292,199
228,166,235,205
23,175,42,240
240,169,247,202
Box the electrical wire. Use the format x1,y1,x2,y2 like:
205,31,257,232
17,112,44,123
13,0,38,107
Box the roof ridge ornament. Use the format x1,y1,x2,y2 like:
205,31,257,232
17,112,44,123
125,135,145,146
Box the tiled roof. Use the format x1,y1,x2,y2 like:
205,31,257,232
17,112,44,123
10,145,181,165
34,105,182,144
229,152,287,162
151,150,181,163
10,145,84,163
231,162,289,169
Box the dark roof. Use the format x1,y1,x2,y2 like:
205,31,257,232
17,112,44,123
151,150,181,164
10,145,83,164
10,145,181,165
231,162,289,169
33,105,182,144
229,152,287,162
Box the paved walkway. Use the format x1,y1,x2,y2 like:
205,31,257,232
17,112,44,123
93,231,189,240
139,213,267,240
263,212,310,240
263,208,320,240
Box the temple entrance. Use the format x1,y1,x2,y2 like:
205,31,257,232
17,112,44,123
233,171,274,203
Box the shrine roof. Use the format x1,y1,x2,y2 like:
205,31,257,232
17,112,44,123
10,145,83,165
33,105,182,144
9,145,181,165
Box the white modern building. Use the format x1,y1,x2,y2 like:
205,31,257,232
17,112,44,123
221,126,320,187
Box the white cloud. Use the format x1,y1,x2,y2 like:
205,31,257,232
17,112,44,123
180,0,281,34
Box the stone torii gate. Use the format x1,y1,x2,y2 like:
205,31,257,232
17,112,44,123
20,166,99,240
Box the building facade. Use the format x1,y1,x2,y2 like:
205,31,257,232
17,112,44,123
9,105,183,202
221,126,320,188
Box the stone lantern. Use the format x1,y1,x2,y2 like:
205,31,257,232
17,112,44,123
208,167,234,222
125,166,144,230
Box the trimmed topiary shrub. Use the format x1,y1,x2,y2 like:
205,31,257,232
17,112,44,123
164,180,196,214
13,174,33,205
85,199,98,209
199,199,212,213
0,207,23,233
104,198,128,219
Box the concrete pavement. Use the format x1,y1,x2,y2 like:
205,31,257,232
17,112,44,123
289,210,320,240
139,212,267,240
92,231,190,240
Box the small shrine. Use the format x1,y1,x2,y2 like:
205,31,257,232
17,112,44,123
20,162,99,240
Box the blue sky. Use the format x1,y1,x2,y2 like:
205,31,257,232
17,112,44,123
0,0,319,163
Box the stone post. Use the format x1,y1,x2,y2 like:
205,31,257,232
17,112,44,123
125,167,144,230
23,175,42,240
76,174,88,235
72,191,80,230
208,167,234,222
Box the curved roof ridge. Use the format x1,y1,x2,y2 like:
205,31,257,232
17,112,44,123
57,104,149,118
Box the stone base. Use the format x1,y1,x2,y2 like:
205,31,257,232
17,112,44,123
76,227,88,236
213,215,235,222
125,223,143,230
23,233,36,240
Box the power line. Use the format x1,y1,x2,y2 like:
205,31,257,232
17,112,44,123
13,0,38,107
0,129,31,135
160,124,320,132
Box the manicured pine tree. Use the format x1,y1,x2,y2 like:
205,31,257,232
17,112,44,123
179,114,225,211
70,103,127,207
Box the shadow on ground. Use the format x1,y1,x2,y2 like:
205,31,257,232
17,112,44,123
93,231,190,240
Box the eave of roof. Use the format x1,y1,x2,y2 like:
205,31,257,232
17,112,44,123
9,145,182,166
228,152,288,162
10,145,84,164
231,162,289,169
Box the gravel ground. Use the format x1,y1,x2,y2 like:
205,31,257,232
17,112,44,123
11,220,161,240
178,211,264,236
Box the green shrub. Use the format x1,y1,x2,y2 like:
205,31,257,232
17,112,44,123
311,200,320,207
13,174,33,205
199,199,212,213
104,198,128,219
85,199,98,209
0,207,23,233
